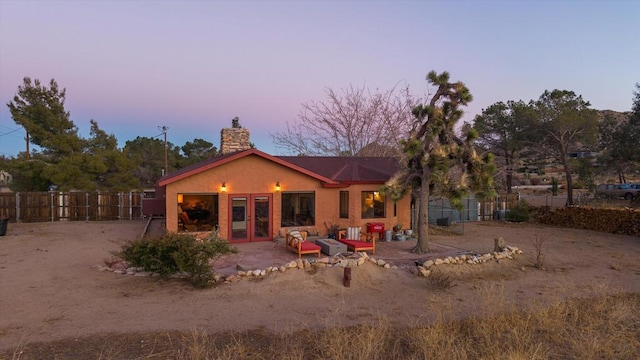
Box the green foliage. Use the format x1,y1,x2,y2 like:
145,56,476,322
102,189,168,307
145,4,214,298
7,77,82,155
532,89,599,205
599,84,640,182
473,100,533,193
181,139,218,165
124,136,182,187
117,232,237,288
506,201,530,223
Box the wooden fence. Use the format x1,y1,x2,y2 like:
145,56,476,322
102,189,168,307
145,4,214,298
0,191,147,222
0,191,519,224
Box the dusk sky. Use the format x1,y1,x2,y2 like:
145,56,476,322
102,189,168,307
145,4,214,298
1,0,638,158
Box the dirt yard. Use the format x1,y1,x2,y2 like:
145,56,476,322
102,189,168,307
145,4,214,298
0,220,638,356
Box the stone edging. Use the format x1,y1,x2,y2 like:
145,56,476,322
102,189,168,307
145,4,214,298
94,245,523,285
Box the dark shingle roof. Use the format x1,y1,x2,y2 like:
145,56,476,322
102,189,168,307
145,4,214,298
276,156,399,183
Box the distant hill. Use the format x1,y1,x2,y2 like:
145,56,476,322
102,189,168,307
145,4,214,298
597,109,631,128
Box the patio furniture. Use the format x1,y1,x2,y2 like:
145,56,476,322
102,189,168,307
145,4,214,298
315,238,347,256
337,227,375,254
286,230,321,258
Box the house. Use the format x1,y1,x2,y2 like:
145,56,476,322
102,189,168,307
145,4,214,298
149,121,412,243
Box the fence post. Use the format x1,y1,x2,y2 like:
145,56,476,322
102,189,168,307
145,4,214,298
15,192,20,222
129,192,133,220
85,192,90,221
50,191,54,222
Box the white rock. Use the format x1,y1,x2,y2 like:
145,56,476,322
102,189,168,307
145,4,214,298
376,259,386,266
252,269,262,276
434,258,444,265
443,258,450,264
357,257,366,266
423,260,435,268
383,263,390,269
279,266,286,272
286,261,297,268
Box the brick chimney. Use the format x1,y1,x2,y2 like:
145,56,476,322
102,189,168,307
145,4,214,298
220,117,251,155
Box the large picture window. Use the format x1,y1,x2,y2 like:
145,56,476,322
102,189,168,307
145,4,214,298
281,192,315,226
361,191,385,219
339,191,349,219
178,194,218,232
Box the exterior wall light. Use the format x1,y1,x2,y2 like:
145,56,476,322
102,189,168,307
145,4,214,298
275,181,281,191
177,194,184,203
221,182,227,192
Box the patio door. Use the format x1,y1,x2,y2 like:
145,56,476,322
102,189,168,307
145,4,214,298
228,194,272,242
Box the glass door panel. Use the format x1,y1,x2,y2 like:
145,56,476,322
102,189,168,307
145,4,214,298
253,196,270,240
230,197,248,241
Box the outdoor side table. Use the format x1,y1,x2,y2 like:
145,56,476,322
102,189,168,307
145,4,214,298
315,238,347,256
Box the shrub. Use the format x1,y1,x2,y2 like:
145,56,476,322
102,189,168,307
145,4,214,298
117,232,237,288
506,201,530,222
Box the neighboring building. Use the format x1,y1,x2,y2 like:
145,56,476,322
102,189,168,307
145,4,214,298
0,170,13,193
147,121,412,243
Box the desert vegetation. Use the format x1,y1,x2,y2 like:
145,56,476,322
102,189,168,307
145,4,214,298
116,232,237,288
7,289,639,359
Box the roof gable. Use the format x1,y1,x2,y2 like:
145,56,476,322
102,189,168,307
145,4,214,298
157,149,340,187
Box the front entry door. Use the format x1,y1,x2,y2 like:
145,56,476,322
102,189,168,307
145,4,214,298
229,194,272,242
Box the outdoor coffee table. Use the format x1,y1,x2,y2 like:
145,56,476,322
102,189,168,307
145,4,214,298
315,238,347,256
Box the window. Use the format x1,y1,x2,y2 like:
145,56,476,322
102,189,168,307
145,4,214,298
361,191,385,219
339,191,349,218
178,194,218,232
281,192,315,227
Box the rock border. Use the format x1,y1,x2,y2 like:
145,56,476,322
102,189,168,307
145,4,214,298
95,244,523,285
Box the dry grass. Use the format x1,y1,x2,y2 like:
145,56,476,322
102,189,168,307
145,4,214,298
5,289,639,360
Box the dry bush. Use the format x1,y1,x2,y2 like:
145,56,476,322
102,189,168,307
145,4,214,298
425,269,455,291
531,232,548,269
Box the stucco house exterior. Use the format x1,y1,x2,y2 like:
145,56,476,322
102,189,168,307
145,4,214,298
150,122,412,243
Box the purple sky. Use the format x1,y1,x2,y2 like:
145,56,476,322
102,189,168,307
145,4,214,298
1,0,639,158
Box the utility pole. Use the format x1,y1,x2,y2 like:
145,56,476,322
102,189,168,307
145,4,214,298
26,129,31,191
158,126,168,175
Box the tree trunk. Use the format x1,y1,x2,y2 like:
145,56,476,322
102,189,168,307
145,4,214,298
505,152,512,194
562,156,573,206
412,168,431,253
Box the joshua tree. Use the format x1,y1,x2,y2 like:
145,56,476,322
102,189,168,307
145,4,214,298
384,71,495,253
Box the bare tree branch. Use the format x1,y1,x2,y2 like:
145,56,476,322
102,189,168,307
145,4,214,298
271,83,417,156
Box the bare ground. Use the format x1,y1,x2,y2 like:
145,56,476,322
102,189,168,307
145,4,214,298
0,220,639,356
